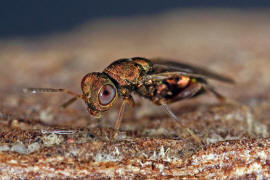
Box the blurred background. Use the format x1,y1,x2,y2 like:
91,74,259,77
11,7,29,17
1,0,270,39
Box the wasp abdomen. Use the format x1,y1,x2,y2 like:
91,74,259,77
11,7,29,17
136,75,203,105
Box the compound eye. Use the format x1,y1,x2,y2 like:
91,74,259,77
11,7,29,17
98,84,116,106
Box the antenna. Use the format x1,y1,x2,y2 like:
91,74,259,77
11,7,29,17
23,88,87,108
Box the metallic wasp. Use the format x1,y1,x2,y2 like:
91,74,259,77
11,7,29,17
24,57,234,143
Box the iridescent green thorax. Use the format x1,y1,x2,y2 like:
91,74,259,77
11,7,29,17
103,57,153,91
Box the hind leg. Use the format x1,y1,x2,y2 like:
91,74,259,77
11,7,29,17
203,84,226,103
161,104,202,144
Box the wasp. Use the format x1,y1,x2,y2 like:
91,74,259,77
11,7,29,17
24,57,234,143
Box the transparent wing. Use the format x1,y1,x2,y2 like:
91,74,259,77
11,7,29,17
147,71,205,80
150,58,234,83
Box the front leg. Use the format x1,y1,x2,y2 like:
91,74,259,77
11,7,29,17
113,95,135,138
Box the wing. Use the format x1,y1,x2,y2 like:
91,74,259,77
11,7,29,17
149,58,234,83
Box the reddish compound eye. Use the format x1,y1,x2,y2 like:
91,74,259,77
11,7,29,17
98,84,116,106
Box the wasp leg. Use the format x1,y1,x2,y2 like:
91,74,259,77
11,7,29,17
113,97,130,138
126,95,136,107
60,97,78,109
161,104,201,144
203,84,226,103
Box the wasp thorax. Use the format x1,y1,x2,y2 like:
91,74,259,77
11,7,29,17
81,72,118,117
